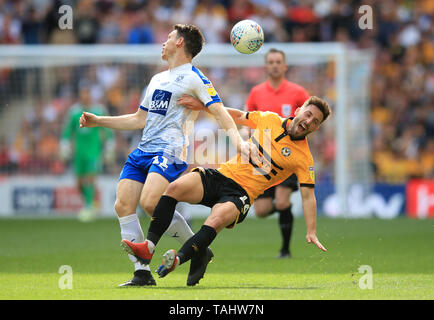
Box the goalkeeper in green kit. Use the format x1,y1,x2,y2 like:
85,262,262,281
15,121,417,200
60,86,115,222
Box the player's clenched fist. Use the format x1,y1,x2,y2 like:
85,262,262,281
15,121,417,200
79,112,99,128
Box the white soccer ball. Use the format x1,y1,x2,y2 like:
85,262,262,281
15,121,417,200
230,20,264,54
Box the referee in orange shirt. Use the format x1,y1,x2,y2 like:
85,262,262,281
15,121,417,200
245,48,310,258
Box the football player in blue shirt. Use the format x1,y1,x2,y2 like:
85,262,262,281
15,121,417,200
80,24,255,287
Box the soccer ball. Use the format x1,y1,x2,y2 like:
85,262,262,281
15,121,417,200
230,20,264,54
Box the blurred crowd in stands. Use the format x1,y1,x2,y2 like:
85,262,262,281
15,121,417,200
0,0,433,184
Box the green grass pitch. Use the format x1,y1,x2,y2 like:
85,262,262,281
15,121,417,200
0,216,433,300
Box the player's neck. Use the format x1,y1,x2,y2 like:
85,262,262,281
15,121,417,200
268,77,285,90
167,52,191,70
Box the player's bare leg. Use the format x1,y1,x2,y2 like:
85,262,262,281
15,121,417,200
115,179,143,218
253,197,274,218
139,172,170,217
164,171,205,202
204,202,240,233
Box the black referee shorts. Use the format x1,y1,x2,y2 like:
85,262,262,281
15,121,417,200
192,167,251,228
256,173,299,199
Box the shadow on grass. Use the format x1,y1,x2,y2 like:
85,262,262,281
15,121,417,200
117,285,320,291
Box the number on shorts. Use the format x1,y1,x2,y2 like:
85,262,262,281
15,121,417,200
152,155,169,171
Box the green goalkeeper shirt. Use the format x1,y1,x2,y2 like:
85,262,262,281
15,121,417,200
61,103,114,159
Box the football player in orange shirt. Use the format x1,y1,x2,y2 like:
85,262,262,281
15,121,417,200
121,96,331,285
246,48,310,258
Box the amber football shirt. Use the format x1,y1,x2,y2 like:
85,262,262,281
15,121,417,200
218,111,315,203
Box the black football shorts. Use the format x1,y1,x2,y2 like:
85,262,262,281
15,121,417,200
256,173,299,199
192,167,251,228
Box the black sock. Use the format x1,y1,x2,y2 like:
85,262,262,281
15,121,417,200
177,225,217,265
147,195,178,246
278,206,293,254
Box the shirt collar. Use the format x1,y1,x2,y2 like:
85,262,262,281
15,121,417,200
282,117,293,133
266,79,286,93
169,62,192,72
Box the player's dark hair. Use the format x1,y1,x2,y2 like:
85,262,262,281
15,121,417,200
174,24,205,59
265,48,286,62
302,96,332,123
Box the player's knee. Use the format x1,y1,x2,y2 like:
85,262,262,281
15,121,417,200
140,198,156,216
114,198,134,217
207,204,237,231
255,209,269,218
275,199,291,211
206,215,225,231
254,203,273,217
164,181,183,199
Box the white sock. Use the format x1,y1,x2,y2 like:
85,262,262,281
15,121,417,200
146,240,155,253
133,261,149,271
165,210,194,244
118,214,149,272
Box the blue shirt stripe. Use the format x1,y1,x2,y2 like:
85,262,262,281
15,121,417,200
191,66,210,84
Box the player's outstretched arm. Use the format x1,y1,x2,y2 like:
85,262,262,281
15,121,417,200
207,102,258,160
224,108,253,127
178,95,252,127
178,95,258,159
300,186,327,252
177,95,206,111
79,108,147,131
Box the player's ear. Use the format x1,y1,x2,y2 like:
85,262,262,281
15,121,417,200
176,36,184,48
294,107,300,116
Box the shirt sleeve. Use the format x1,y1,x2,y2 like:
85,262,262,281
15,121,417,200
244,111,275,129
139,78,154,111
191,66,222,107
296,158,315,188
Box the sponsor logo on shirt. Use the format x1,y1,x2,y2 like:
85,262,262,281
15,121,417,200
309,166,315,182
150,89,172,115
175,75,185,83
281,147,291,157
206,83,217,97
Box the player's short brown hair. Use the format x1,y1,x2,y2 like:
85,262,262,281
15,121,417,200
265,48,286,62
174,24,205,59
302,96,331,123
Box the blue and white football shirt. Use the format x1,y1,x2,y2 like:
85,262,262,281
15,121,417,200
138,63,221,162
